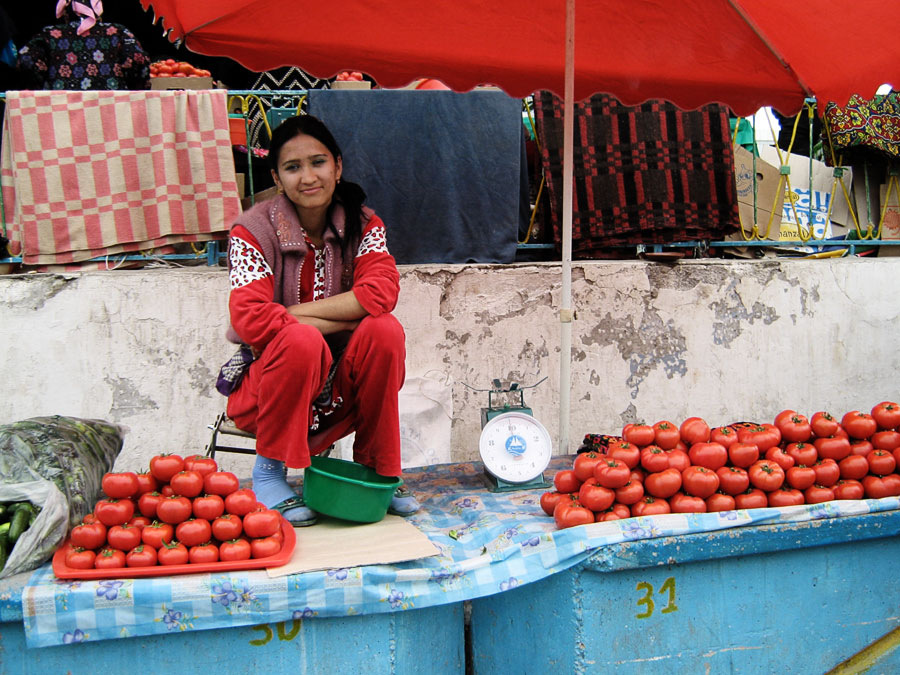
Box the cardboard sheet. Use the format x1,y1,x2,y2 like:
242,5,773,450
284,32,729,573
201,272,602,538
267,514,439,577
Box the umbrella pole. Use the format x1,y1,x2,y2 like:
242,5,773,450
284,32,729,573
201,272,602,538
559,0,575,455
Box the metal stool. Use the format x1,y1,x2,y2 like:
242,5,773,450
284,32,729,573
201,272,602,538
205,412,333,461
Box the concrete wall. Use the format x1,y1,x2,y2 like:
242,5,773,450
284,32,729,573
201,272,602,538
2,258,899,474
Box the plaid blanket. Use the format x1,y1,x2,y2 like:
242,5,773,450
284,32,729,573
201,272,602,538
1,90,241,265
534,92,740,257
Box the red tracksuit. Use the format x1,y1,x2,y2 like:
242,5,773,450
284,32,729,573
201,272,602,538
225,214,405,475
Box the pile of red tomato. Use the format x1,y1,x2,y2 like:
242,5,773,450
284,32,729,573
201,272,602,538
150,59,212,79
544,402,900,529
63,453,286,570
335,70,365,82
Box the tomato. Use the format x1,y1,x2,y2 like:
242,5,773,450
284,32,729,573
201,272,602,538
867,449,897,476
193,493,226,520
540,491,567,516
681,466,719,498
212,513,243,541
70,521,107,550
141,521,174,548
610,503,632,519
592,459,630,490
716,466,750,496
709,426,738,449
804,485,835,504
786,465,817,490
189,542,220,564
630,468,646,484
652,421,680,450
596,510,624,522
734,488,768,510
607,441,640,469
812,458,841,487
774,409,798,426
705,492,736,512
688,442,728,470
184,454,219,478
785,442,817,467
841,411,878,440
101,472,140,499
553,469,583,494
872,401,900,430
612,480,644,506
776,413,812,443
250,535,283,558
161,485,176,497
204,471,241,497
863,475,892,499
764,446,795,472
127,544,159,567
622,423,655,446
881,473,900,496
128,515,151,529
669,492,707,513
871,430,900,451
640,445,669,473
679,417,710,445
573,451,604,482
630,495,671,517
728,442,760,469
138,491,164,518
107,524,142,551
664,447,691,472
94,547,126,569
81,513,98,525
833,479,865,500
220,538,253,561
737,424,781,452
767,486,805,507
243,509,282,538
150,453,185,482
169,470,205,498
894,448,900,471
835,454,867,481
94,498,135,527
158,541,190,565
644,467,682,498
814,436,851,461
578,480,615,512
157,495,193,524
135,471,158,495
65,547,97,569
810,411,840,437
748,460,785,492
175,518,212,547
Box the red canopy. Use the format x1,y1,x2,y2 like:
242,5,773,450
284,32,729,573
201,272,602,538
141,0,899,115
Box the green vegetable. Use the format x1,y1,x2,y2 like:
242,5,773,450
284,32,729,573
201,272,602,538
8,504,33,544
0,503,7,522
0,530,7,572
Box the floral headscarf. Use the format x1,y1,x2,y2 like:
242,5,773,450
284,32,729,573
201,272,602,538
55,0,103,36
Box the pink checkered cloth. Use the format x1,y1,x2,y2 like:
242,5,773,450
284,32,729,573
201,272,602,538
1,89,241,265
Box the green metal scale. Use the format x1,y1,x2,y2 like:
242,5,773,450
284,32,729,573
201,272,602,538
470,378,552,492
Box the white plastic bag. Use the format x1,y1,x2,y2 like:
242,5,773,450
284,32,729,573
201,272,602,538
0,480,69,579
398,371,453,468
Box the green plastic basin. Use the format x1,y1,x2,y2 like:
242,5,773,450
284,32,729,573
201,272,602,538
303,455,402,523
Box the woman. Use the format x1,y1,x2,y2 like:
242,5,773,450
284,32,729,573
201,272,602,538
218,115,418,526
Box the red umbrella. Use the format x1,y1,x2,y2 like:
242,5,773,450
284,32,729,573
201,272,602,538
140,0,900,452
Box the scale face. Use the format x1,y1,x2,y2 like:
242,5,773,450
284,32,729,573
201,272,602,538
479,410,552,490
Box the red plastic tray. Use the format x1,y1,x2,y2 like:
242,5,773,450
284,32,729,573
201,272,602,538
52,519,296,580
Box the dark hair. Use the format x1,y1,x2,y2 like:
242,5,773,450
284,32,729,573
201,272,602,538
268,115,366,257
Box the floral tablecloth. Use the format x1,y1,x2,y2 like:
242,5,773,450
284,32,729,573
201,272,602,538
8,457,900,648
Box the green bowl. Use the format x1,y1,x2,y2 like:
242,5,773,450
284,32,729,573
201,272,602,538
303,456,402,523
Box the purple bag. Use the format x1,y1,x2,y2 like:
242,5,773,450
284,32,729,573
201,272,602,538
215,344,256,396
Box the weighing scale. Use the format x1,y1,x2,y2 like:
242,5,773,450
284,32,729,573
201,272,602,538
465,377,552,492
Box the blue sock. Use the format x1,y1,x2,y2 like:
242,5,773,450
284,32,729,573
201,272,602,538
252,455,316,523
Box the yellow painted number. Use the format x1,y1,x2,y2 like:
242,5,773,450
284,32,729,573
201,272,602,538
249,619,302,646
635,576,678,619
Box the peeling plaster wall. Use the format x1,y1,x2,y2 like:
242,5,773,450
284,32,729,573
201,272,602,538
2,259,899,473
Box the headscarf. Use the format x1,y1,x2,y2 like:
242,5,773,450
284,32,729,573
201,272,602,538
55,0,103,36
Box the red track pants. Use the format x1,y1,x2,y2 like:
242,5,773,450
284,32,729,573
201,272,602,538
227,313,406,475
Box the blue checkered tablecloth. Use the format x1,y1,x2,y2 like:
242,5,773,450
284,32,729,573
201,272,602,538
11,458,900,648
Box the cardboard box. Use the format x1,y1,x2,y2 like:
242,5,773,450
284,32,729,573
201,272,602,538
757,144,854,235
150,76,214,90
330,81,371,90
729,144,785,240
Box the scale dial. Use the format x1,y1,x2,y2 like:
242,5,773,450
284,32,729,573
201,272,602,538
479,411,552,484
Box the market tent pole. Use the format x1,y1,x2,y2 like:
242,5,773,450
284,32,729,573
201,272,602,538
558,0,574,455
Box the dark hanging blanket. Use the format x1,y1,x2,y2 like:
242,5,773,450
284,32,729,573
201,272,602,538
534,92,740,258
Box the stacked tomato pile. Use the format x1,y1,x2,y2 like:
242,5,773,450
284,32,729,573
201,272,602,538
544,402,900,529
63,453,285,570
150,59,211,79
335,70,365,82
